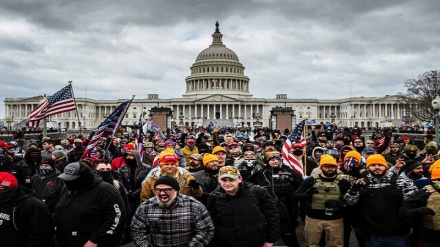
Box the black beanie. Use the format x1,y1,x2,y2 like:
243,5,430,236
404,160,422,173
154,175,180,191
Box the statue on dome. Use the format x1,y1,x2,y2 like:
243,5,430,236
215,21,219,32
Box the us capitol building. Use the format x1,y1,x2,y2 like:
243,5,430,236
4,22,409,131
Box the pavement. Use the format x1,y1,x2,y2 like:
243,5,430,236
120,219,361,247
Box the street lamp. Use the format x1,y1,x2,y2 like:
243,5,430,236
431,95,440,144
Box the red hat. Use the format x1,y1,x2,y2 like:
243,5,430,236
0,172,18,188
0,141,6,148
291,143,305,149
159,155,178,165
228,142,238,147
123,143,134,151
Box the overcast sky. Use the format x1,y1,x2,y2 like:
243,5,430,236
1,0,439,119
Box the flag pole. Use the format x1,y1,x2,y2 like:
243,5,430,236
104,95,135,155
69,81,82,136
43,117,47,137
303,118,308,176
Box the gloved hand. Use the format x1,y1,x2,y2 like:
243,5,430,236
188,180,200,189
324,199,343,209
303,187,319,198
415,207,435,216
351,179,367,192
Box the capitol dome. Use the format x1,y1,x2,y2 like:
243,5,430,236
196,43,240,62
183,22,252,99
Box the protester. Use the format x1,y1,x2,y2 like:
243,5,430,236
140,150,202,202
55,162,126,247
294,154,350,247
207,166,280,247
0,172,55,246
30,159,64,212
401,161,440,247
345,154,418,246
131,176,214,246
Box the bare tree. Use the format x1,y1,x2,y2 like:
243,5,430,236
399,70,440,122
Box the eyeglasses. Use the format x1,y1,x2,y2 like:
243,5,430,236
366,142,374,145
154,188,174,193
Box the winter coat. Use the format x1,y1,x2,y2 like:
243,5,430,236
0,186,54,246
30,170,65,212
54,176,126,247
207,182,280,247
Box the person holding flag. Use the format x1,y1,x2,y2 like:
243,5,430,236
282,120,318,177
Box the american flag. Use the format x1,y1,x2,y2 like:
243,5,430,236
27,84,76,127
134,115,145,157
282,119,307,176
82,100,130,159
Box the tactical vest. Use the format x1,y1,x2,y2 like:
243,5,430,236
310,174,342,210
272,170,294,195
422,185,440,230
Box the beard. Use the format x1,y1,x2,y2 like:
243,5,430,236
322,169,337,177
408,172,423,180
370,169,387,177
157,193,177,208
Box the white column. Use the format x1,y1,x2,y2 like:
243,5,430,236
189,104,192,119
207,104,210,119
239,104,242,118
195,104,198,119
226,104,229,119
220,104,223,119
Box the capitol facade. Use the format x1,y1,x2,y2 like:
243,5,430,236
4,23,410,131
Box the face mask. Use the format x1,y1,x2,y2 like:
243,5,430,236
64,173,94,191
292,149,303,156
124,158,137,167
39,166,53,176
0,187,17,203
95,170,114,183
245,160,255,167
315,153,322,160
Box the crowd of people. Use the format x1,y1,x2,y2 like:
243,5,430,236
0,123,440,247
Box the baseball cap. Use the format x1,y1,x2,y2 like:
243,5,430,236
0,172,18,188
218,166,241,180
59,162,82,181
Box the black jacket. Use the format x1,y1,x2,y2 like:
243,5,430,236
0,185,54,247
55,176,126,247
207,182,280,247
30,170,65,212
400,185,440,244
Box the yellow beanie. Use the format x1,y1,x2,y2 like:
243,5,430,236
344,151,361,163
366,154,388,168
212,146,226,154
319,154,337,168
429,160,440,180
203,154,218,166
